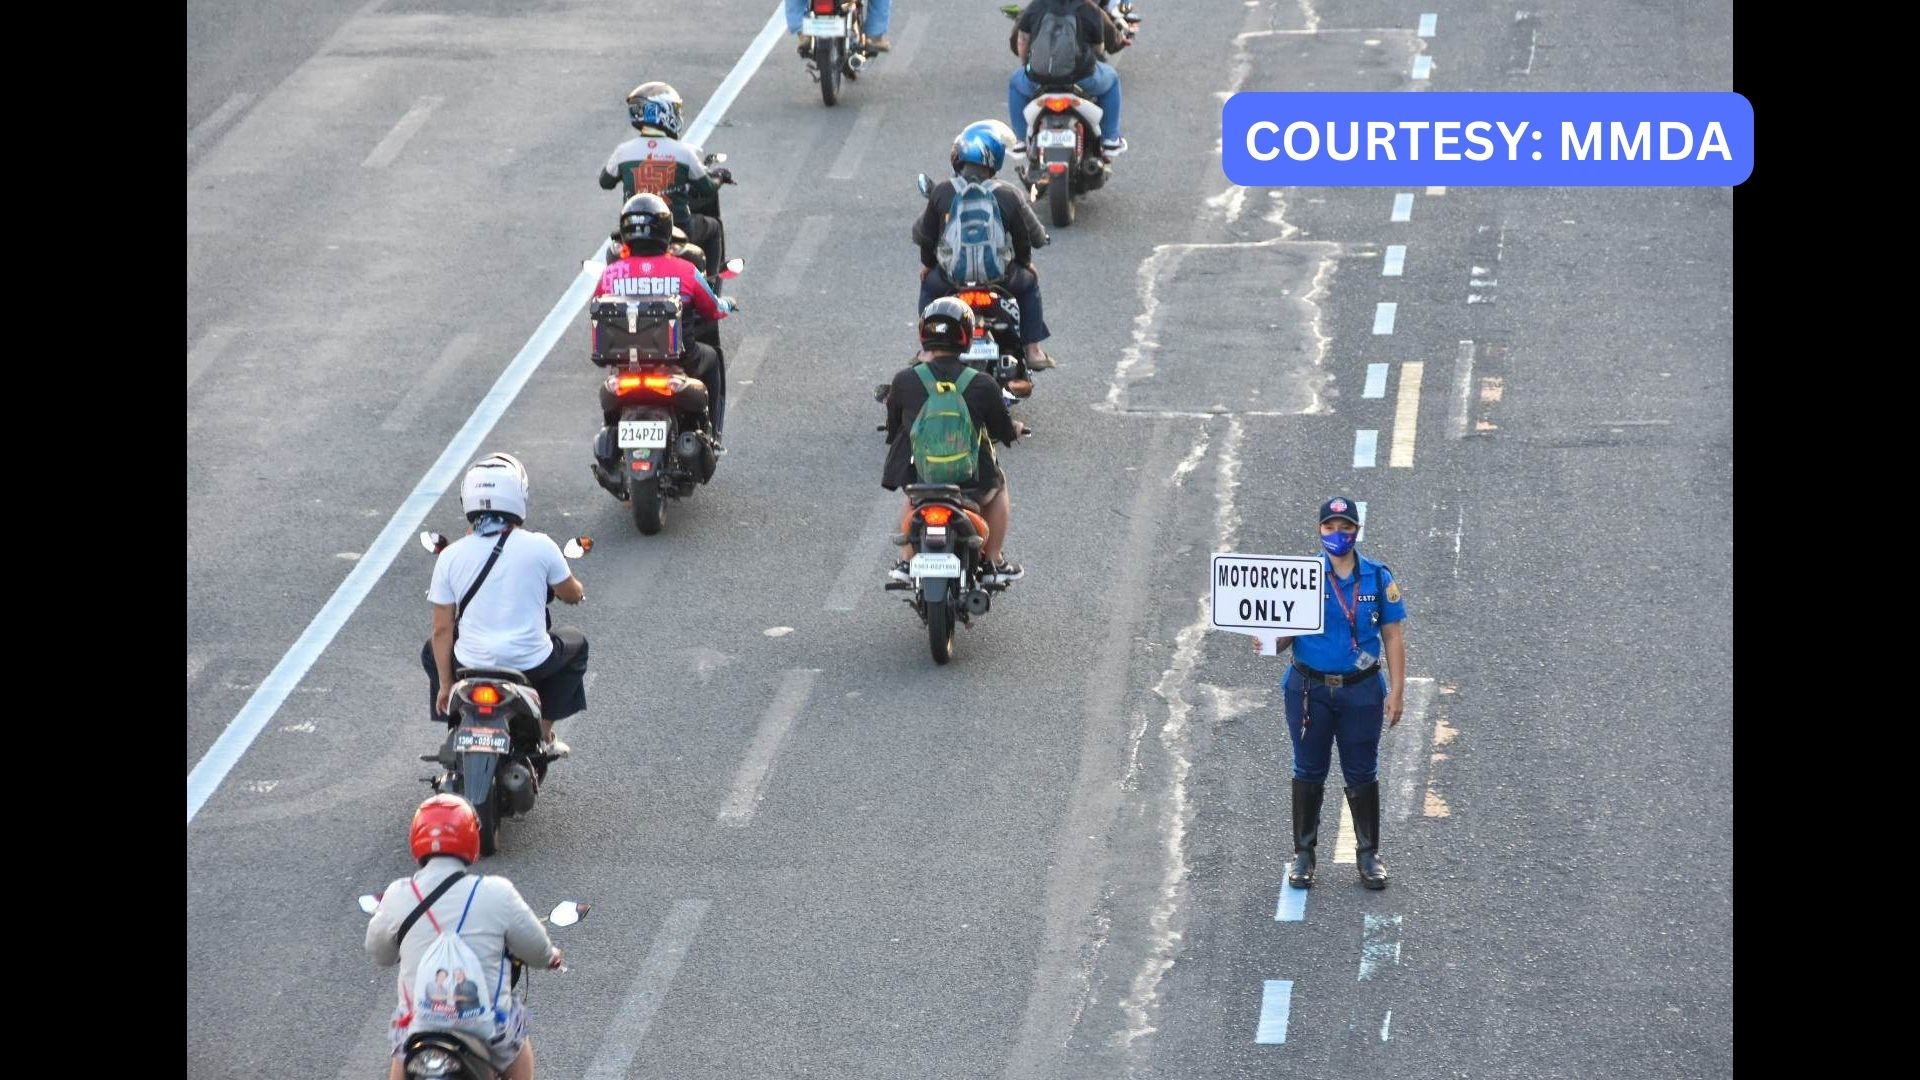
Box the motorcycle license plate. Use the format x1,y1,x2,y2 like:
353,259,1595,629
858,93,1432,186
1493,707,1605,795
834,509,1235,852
962,337,1000,361
801,14,847,36
618,419,669,449
455,727,510,755
911,553,963,579
1036,129,1077,148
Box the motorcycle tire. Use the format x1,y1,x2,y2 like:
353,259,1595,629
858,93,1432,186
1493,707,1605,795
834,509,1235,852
1048,169,1075,227
629,474,666,535
927,597,955,665
820,39,843,106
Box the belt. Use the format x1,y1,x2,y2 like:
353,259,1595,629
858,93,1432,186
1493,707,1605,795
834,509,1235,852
1292,662,1381,688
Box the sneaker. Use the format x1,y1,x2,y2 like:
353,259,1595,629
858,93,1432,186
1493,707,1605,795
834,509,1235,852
1024,348,1056,371
538,738,572,759
863,34,892,52
796,35,814,58
710,434,726,456
1100,137,1128,157
888,560,913,584
1010,141,1028,157
983,559,1026,583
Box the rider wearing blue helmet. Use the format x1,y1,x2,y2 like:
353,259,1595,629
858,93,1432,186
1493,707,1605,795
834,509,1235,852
598,82,730,271
911,120,1057,370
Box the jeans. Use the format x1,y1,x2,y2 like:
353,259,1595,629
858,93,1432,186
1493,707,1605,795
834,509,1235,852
919,265,1050,347
1008,62,1122,142
787,0,890,35
1281,667,1385,787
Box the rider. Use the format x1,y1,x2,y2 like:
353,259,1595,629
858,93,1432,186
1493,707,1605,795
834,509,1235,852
912,120,1056,371
593,193,732,471
788,0,893,57
882,298,1030,584
598,82,730,270
422,453,588,758
367,794,563,1080
1008,0,1130,158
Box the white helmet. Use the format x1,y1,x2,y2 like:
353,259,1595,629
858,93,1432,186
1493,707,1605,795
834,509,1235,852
461,452,529,523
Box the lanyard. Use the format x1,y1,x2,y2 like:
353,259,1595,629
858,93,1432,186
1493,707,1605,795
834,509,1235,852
1327,560,1362,654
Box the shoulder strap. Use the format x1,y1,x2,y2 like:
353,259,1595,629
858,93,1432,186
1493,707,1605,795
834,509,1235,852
453,876,485,934
914,364,939,395
455,529,513,624
395,871,468,948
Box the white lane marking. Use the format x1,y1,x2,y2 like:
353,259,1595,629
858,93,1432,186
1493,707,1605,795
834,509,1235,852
890,12,934,67
187,654,208,687
1383,677,1439,822
382,332,482,432
1255,980,1294,1043
1418,13,1437,36
187,326,233,391
1450,340,1476,439
1359,913,1403,980
1388,361,1424,467
685,5,787,148
729,334,771,386
1372,303,1397,335
1356,500,1368,543
187,91,254,155
824,492,909,612
1353,429,1378,468
828,104,888,180
1334,796,1356,863
1391,193,1414,222
1383,245,1406,277
716,668,819,826
1170,427,1212,486
581,899,711,1080
1363,363,1388,399
1451,506,1465,578
1412,54,1433,80
1426,186,1447,195
1381,1009,1394,1041
771,215,833,296
763,626,795,637
361,95,444,169
185,14,786,824
1298,0,1322,34
1275,871,1309,921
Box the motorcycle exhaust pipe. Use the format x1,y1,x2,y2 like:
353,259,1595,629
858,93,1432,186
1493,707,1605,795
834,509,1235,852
677,430,716,482
965,589,991,616
499,760,537,815
847,49,869,72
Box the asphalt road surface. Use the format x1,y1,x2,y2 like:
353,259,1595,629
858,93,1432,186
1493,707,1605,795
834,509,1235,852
187,1,1732,1076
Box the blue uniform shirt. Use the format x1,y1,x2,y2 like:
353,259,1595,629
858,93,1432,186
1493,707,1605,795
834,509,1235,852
1290,553,1407,673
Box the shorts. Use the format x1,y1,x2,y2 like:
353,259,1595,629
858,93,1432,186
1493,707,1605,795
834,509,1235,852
390,999,529,1073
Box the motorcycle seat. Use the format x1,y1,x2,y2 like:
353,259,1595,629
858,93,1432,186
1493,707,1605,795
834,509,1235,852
456,666,532,686
905,483,982,513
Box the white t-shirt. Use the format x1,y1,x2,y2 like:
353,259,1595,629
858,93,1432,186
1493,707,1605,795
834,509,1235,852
428,528,572,671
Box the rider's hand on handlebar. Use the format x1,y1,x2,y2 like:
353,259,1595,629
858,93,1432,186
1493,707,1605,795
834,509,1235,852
548,947,566,970
710,167,735,185
1014,421,1032,438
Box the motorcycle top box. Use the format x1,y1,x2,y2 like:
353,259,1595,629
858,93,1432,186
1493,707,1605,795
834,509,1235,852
590,297,683,366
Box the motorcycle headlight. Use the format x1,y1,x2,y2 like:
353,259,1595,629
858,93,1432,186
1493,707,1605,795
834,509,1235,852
406,1047,457,1076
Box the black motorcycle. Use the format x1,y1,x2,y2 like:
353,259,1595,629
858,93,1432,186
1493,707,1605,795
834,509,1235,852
884,484,1015,664
1003,5,1141,226
356,896,590,1079
801,0,882,106
586,292,739,534
416,533,593,856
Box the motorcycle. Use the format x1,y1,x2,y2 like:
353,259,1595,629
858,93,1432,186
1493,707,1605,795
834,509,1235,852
884,483,1018,665
1002,4,1141,226
585,289,741,535
356,895,589,1079
801,0,882,107
417,533,594,856
913,173,1036,409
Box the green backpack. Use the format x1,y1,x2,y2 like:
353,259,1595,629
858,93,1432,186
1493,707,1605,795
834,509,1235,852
909,364,983,485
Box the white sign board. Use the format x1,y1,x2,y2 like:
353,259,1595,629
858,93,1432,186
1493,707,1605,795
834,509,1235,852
1210,552,1324,656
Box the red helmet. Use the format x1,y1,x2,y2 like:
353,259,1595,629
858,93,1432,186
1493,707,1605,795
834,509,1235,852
409,794,481,865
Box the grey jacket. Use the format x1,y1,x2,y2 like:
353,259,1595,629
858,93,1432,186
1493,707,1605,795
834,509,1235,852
366,856,555,1009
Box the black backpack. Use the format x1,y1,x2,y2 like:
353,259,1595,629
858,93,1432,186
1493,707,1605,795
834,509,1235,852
1026,4,1095,83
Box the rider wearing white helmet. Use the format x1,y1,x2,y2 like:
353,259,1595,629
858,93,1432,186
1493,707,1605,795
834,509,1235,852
422,453,589,757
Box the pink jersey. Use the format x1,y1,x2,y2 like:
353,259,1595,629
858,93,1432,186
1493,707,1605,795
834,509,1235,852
595,254,725,323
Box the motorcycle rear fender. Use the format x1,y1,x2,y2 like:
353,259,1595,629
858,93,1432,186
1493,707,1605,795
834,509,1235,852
1022,94,1103,136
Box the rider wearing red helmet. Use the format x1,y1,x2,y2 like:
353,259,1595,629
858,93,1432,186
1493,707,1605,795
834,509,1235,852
366,795,562,1080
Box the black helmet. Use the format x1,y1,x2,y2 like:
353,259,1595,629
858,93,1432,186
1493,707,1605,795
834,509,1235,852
919,296,976,353
619,193,674,255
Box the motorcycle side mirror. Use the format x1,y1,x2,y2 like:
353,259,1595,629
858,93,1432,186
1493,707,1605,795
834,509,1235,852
549,901,591,927
704,152,727,166
562,537,594,559
916,172,932,197
1000,4,1021,20
720,257,745,280
420,531,449,554
357,894,380,916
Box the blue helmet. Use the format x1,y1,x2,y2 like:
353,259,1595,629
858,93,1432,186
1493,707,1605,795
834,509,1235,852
626,82,684,137
950,120,1017,174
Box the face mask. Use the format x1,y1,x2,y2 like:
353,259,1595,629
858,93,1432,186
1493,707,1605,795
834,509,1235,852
1320,529,1356,557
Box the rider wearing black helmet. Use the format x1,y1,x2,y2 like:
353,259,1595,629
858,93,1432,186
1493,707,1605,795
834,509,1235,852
881,297,1030,584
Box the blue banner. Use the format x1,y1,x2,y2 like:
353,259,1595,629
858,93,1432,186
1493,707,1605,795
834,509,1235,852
1220,92,1753,187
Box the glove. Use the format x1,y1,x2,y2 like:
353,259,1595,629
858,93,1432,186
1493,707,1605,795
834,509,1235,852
710,167,735,185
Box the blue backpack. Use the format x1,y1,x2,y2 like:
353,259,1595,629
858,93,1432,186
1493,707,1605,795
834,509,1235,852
936,178,1014,285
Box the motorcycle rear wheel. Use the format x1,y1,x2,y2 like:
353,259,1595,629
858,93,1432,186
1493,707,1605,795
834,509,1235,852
927,598,955,664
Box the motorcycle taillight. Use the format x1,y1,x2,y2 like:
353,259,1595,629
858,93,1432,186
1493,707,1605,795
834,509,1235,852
812,0,837,13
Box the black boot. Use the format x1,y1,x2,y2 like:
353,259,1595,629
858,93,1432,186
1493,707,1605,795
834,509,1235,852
1347,780,1389,889
1288,779,1325,888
